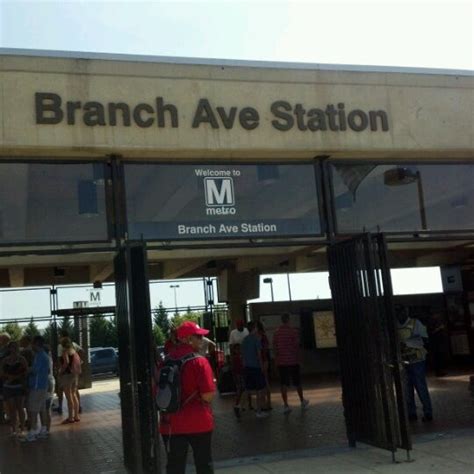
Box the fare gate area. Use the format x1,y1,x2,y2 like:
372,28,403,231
0,241,473,474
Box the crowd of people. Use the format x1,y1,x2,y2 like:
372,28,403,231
0,329,84,442
0,306,435,473
229,314,309,419
157,313,309,474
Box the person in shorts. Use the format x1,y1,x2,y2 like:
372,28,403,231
273,314,309,414
241,322,268,419
0,332,12,424
56,331,83,415
58,338,82,424
229,320,253,417
39,345,55,438
0,340,28,437
23,336,50,442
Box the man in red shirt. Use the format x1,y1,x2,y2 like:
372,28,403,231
160,321,216,474
273,314,309,414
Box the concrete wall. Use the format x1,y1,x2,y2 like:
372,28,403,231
1,53,473,159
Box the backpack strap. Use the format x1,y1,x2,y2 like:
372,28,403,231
165,352,204,367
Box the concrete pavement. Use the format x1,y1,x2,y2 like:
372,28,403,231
215,430,474,473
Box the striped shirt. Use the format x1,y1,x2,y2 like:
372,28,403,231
273,325,300,367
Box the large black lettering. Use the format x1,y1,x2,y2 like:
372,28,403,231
83,102,106,126
35,92,63,124
337,103,347,131
325,104,339,131
369,110,389,131
239,107,259,130
192,99,219,128
156,97,178,128
66,101,81,125
271,101,294,131
109,103,131,126
348,109,369,131
133,103,154,128
294,104,307,131
216,106,237,129
307,108,327,131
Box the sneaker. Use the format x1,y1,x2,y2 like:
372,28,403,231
20,432,37,442
233,406,241,419
301,399,310,410
37,431,49,439
256,411,269,419
283,405,292,415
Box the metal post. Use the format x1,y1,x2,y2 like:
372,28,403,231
263,277,274,302
170,284,179,314
287,273,292,301
416,171,428,230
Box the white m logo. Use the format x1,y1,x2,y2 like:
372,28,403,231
204,178,235,206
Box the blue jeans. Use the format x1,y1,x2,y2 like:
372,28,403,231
405,360,433,417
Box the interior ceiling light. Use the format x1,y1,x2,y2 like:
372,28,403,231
384,166,418,186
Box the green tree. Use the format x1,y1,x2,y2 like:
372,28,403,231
107,316,118,347
42,323,55,345
154,302,170,338
89,314,115,348
23,318,40,339
153,324,165,346
59,315,74,335
1,322,23,341
170,309,202,328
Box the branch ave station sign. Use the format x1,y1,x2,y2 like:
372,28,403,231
35,93,390,133
124,163,321,240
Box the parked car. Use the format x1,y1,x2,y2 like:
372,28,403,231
90,347,119,375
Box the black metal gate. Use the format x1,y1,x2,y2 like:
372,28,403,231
327,233,411,459
114,243,160,474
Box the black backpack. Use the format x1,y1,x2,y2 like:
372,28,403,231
156,353,203,414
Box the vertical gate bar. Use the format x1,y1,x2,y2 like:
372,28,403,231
129,244,160,474
114,248,143,473
328,233,407,455
369,235,399,452
378,234,412,452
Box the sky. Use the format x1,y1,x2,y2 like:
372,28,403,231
0,0,466,324
0,268,444,326
1,0,473,70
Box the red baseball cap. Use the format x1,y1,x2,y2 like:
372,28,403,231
177,321,209,339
